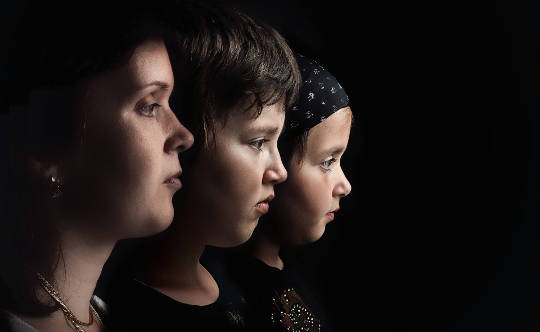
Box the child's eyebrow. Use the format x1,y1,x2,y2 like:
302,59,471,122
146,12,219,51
321,145,346,156
247,125,280,135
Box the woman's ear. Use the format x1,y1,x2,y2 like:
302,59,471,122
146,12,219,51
28,157,58,179
27,157,63,199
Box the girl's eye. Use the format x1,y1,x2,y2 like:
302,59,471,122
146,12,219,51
249,138,269,151
139,103,161,117
320,157,337,171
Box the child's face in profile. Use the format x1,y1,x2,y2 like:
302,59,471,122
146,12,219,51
185,101,288,247
273,107,353,244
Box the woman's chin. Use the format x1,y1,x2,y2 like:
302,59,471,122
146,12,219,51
128,212,174,239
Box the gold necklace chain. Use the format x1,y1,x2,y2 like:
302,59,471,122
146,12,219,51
90,304,103,327
37,273,101,332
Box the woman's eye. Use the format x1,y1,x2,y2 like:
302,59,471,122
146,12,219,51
139,103,161,117
320,157,336,171
249,138,269,151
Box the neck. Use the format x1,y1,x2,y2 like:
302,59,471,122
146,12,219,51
51,228,114,320
136,206,220,305
249,231,284,270
22,222,114,331
139,222,207,286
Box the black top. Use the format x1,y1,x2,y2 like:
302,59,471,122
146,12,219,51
0,310,37,332
91,294,111,329
227,253,325,332
105,275,247,331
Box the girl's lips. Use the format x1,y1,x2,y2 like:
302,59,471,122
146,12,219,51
327,207,339,221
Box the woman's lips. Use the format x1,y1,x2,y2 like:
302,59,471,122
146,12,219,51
164,177,182,189
164,169,182,189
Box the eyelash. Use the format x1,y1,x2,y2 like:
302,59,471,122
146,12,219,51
139,102,161,117
249,138,270,151
320,157,337,171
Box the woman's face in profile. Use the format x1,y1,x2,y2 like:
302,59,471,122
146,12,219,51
273,107,353,244
61,39,193,239
185,102,288,247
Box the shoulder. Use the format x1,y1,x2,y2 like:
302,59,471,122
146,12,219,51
91,294,110,328
0,310,38,332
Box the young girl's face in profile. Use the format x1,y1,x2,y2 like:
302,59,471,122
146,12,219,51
274,107,353,244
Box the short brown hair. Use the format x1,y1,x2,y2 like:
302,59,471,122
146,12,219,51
168,1,301,150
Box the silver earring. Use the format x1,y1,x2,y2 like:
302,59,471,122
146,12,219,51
49,175,63,199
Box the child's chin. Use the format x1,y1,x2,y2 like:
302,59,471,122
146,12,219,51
310,224,327,243
216,224,258,248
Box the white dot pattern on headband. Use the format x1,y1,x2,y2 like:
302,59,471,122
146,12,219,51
287,54,349,132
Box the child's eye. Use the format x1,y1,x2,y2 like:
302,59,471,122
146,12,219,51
320,157,337,171
249,138,269,151
139,103,161,117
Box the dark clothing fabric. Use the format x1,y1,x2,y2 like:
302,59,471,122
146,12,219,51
0,310,38,332
91,294,110,329
227,253,326,332
105,275,247,331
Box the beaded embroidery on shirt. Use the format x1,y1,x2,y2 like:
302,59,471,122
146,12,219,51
270,288,321,332
224,296,246,328
226,308,246,328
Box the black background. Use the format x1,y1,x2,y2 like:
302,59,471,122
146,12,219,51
3,0,540,330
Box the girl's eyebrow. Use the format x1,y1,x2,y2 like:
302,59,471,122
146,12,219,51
321,145,346,156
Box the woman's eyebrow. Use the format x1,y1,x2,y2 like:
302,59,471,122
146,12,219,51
139,80,171,91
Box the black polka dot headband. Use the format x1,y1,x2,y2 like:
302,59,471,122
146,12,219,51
286,54,349,133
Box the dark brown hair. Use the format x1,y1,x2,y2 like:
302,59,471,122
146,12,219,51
0,0,174,316
167,1,301,151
